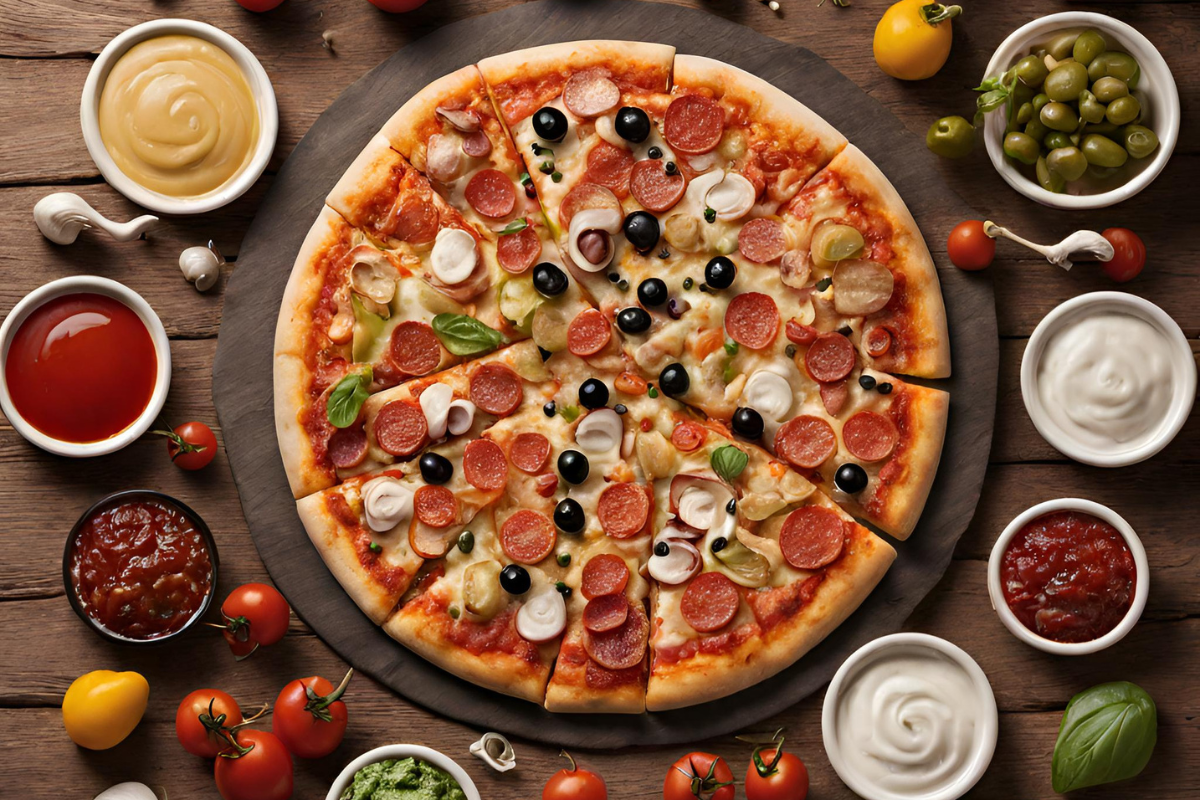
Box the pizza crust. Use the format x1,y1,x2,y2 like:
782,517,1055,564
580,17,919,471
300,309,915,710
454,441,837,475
381,65,485,164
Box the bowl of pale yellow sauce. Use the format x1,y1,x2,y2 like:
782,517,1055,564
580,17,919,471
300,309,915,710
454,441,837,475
81,20,277,215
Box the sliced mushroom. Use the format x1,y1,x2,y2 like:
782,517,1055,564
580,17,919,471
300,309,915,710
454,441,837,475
350,248,399,306
779,249,811,290
567,207,622,272
831,260,895,316
741,369,794,422
425,133,463,182
669,474,735,534
430,227,479,286
463,560,506,619
704,172,757,221
648,539,702,585
410,521,458,559
575,408,623,455
436,106,480,133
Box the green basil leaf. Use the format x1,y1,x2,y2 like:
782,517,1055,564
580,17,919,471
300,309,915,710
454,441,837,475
431,313,504,356
710,444,748,483
326,367,373,428
498,218,528,236
1052,681,1157,793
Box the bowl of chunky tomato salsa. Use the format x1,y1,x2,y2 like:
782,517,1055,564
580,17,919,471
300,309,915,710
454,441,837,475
64,490,218,644
988,498,1148,655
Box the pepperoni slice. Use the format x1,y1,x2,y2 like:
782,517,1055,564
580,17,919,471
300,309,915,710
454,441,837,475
724,292,780,350
785,319,819,346
581,553,631,600
663,94,724,155
583,594,629,633
374,401,429,457
774,415,837,469
389,320,442,376
680,571,740,633
392,197,439,245
469,363,523,416
597,482,651,539
737,218,787,264
820,380,849,416
414,484,458,528
535,472,559,497
464,169,516,219
463,438,508,491
461,130,492,158
629,160,687,213
510,432,551,474
866,326,893,357
499,509,556,564
670,421,706,452
805,332,856,383
567,308,612,357
328,424,367,469
586,141,634,197
843,411,899,463
584,603,648,670
779,506,845,570
559,183,622,230
563,72,621,118
496,223,541,274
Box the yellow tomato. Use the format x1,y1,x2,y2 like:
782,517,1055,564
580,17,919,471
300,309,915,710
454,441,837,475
873,1,962,81
62,670,149,750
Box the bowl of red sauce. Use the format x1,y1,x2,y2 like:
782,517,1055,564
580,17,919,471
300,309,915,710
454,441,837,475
0,276,170,457
64,490,218,644
988,498,1148,655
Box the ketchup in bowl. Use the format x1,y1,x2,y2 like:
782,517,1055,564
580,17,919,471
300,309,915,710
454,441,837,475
1000,510,1136,644
5,293,157,443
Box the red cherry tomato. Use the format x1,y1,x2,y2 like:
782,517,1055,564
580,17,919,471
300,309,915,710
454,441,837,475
234,0,286,11
221,583,291,659
176,689,243,758
214,729,293,800
745,745,809,800
366,0,429,12
1100,228,1146,283
544,751,607,800
664,752,734,800
155,421,218,470
272,669,352,759
947,220,996,271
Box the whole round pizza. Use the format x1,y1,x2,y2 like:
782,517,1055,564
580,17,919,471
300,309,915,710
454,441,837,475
273,40,951,714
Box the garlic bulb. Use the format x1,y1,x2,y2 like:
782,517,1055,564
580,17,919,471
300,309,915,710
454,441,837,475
94,783,159,800
179,241,225,292
34,192,158,245
470,731,517,773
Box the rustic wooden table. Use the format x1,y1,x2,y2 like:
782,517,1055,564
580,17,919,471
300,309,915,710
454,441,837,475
1,1,1197,798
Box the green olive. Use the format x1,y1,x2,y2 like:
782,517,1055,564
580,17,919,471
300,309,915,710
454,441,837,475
1088,52,1140,86
1025,119,1049,143
1040,101,1079,132
1082,120,1119,136
1003,132,1040,166
1044,61,1089,102
1071,29,1107,66
1122,124,1160,159
1036,156,1065,193
1015,55,1050,87
1046,146,1089,181
1043,131,1072,151
1106,95,1140,126
1013,82,1036,107
810,223,864,267
1016,102,1034,125
1044,32,1079,61
1081,134,1129,168
925,115,976,159
1091,76,1129,103
1078,90,1107,125
1032,93,1051,113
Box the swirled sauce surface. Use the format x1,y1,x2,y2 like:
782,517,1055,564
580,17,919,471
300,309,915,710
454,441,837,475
98,34,258,197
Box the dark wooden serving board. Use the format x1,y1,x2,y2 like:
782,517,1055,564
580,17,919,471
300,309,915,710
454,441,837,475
213,0,997,748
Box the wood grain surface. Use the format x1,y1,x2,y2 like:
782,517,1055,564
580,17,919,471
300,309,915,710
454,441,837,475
1,0,1197,797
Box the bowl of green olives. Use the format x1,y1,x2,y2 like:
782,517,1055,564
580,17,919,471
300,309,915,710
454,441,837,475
983,12,1179,209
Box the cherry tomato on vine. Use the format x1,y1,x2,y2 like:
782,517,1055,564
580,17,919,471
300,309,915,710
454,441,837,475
544,751,607,800
1100,228,1146,283
947,220,996,271
176,689,243,758
664,752,734,800
745,743,809,800
273,668,353,759
154,421,218,470
219,583,290,660
214,729,294,800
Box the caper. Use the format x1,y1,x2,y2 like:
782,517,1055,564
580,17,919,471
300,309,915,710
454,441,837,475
1072,29,1107,66
1015,55,1049,87
1081,134,1129,168
810,223,864,268
1025,118,1049,143
1088,52,1140,86
1122,124,1160,159
1032,93,1051,113
1043,131,1073,151
1044,62,1089,102
1036,156,1065,193
1046,146,1089,181
1016,102,1034,125
1105,95,1141,126
1003,132,1040,166
1045,31,1079,61
1078,90,1107,125
1040,101,1079,133
1092,76,1129,103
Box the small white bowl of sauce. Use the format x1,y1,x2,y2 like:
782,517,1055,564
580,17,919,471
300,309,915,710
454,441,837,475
80,19,277,215
1022,292,1196,467
822,633,998,800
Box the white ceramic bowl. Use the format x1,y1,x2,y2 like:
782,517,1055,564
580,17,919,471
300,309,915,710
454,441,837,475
1021,291,1196,467
0,276,171,457
983,12,1180,209
325,744,481,800
822,633,998,800
987,498,1149,655
80,19,278,215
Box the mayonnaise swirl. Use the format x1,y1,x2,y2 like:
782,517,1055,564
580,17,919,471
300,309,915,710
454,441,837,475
98,35,259,197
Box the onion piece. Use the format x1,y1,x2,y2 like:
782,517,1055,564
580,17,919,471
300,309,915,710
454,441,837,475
446,399,476,436
95,784,159,800
419,383,454,439
705,172,756,221
575,408,623,454
831,259,895,316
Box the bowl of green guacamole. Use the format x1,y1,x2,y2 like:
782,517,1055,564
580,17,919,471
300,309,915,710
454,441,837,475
325,744,481,800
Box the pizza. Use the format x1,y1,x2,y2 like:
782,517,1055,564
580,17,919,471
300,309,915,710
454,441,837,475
274,41,951,712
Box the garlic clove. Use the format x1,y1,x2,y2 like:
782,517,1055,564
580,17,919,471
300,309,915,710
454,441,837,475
34,192,158,245
179,241,225,292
